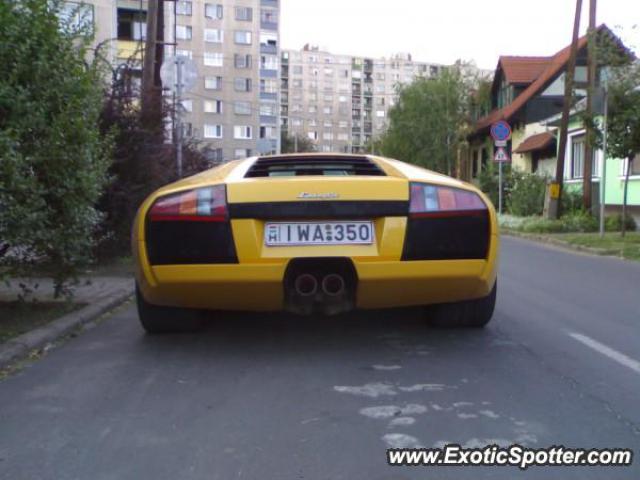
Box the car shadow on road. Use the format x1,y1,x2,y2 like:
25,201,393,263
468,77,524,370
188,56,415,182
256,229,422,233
134,307,499,360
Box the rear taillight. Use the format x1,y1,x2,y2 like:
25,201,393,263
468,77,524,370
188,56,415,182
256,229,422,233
409,183,487,218
149,185,227,222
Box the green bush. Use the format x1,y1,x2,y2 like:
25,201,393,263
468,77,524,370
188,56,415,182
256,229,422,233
560,189,584,215
508,171,547,216
478,164,513,210
513,212,598,234
0,1,111,295
604,214,637,232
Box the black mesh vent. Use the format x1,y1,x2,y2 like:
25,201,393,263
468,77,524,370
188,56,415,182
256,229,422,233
245,155,386,178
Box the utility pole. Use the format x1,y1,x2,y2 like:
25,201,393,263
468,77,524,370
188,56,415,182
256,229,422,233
175,56,184,178
141,0,159,121
548,0,583,219
583,0,597,212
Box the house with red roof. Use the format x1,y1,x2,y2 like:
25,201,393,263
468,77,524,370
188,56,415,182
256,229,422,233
466,25,630,182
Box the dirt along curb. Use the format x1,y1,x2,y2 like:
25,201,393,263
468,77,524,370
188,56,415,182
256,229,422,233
0,287,133,369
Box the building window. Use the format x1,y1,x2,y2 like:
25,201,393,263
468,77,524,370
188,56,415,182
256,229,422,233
181,99,193,112
204,100,223,114
323,132,334,141
117,9,146,40
376,110,385,118
260,126,277,139
324,120,333,128
261,9,278,24
205,3,223,19
176,25,192,40
570,135,585,179
176,1,192,16
176,49,192,59
260,103,277,116
308,131,318,141
235,149,252,159
234,54,252,69
204,52,223,67
204,124,223,139
235,6,253,21
292,65,303,75
234,30,252,45
234,78,252,92
204,28,223,43
260,31,278,48
623,153,640,176
234,126,253,140
260,78,277,94
234,101,252,115
204,147,224,163
204,76,222,90
323,106,332,115
338,133,349,141
261,55,278,70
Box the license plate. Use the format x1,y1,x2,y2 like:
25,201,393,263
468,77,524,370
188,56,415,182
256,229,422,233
264,221,374,246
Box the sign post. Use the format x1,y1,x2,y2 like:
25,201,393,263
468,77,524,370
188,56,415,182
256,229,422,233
491,121,512,215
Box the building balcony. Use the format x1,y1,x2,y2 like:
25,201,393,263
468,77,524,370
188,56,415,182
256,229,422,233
261,0,278,6
260,69,278,78
261,20,278,30
260,44,278,55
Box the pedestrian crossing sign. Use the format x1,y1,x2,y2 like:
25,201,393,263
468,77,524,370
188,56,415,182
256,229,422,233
494,147,510,163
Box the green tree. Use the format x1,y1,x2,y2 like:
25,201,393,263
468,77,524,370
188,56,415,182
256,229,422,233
602,63,640,237
0,0,111,295
378,66,477,175
280,132,316,153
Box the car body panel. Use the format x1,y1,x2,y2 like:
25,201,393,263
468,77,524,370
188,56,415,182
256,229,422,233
133,154,499,312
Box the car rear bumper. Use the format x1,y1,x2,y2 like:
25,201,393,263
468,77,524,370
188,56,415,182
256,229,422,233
137,253,497,311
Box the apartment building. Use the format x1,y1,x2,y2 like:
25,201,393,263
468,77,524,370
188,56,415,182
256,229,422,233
171,0,280,162
281,47,477,154
76,0,280,163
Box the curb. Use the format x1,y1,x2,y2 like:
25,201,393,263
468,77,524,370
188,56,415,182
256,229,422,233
503,230,621,257
0,287,133,369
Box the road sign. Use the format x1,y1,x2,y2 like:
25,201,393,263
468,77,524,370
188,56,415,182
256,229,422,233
491,121,512,142
494,147,510,163
494,140,507,147
161,55,198,93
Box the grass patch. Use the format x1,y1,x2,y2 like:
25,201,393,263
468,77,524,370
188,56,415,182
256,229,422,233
0,302,85,343
550,233,640,261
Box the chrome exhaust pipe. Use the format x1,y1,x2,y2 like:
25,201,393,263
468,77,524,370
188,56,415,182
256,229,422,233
294,274,318,297
321,274,346,297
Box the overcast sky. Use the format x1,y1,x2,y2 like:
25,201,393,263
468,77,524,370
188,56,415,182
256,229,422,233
280,0,640,70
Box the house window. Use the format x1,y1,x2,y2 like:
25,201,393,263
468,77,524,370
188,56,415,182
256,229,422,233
234,31,252,45
205,3,223,19
323,132,334,141
623,153,640,176
234,126,253,140
176,25,192,40
176,1,192,16
204,76,222,90
204,124,223,139
204,147,224,163
234,101,252,115
204,100,223,114
338,133,349,141
204,28,223,43
570,135,585,179
261,9,278,24
376,110,385,118
204,52,223,67
260,103,277,116
234,54,252,69
235,6,253,21
234,78,252,92
235,149,252,159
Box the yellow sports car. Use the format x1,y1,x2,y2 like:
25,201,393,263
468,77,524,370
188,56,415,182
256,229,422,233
133,154,498,333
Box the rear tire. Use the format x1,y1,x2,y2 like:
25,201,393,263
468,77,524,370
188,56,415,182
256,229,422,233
136,284,204,334
428,281,497,328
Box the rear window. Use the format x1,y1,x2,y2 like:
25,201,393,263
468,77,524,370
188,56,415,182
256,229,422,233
245,156,386,178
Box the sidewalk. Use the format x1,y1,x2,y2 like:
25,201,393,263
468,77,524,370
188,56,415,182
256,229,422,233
0,275,134,369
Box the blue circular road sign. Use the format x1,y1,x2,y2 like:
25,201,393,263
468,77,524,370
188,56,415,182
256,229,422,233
491,121,512,142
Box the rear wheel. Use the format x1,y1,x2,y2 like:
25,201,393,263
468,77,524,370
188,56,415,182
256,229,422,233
428,282,497,328
136,284,204,334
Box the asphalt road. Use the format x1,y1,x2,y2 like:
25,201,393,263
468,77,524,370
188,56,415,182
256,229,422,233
1,236,639,480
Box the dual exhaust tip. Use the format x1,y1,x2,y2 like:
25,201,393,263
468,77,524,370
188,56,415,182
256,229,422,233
294,273,346,297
